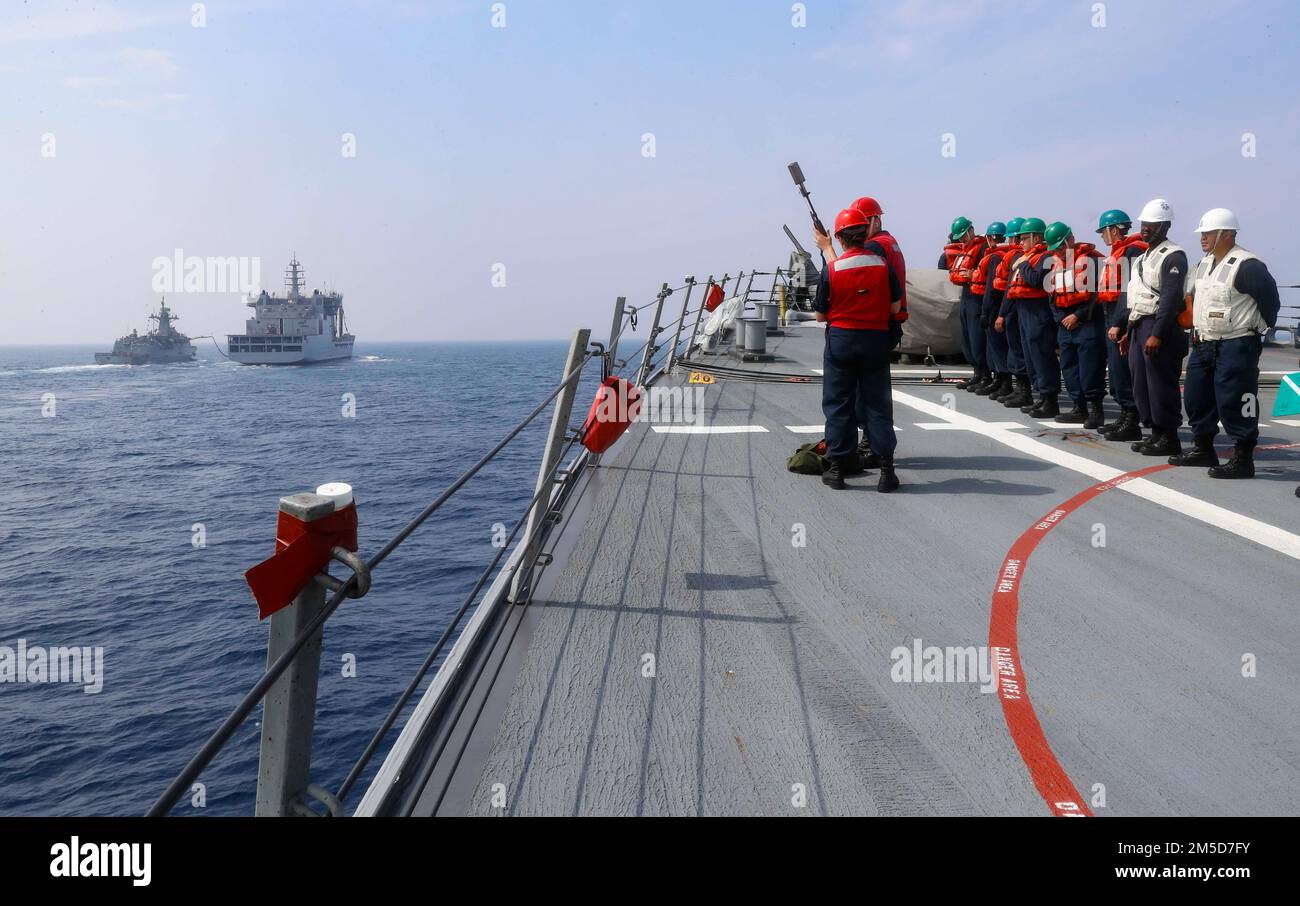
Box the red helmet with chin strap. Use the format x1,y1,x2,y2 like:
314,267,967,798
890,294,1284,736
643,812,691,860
852,196,883,218
833,207,869,235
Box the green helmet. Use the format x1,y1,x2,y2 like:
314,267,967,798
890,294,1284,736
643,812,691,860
949,216,973,241
1044,221,1071,250
1096,208,1132,234
985,221,1007,238
1005,217,1027,238
1019,217,1047,237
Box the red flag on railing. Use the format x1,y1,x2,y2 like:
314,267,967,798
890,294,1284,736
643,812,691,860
704,283,725,312
245,502,358,619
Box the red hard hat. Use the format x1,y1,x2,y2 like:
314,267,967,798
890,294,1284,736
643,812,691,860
833,207,869,234
852,196,883,218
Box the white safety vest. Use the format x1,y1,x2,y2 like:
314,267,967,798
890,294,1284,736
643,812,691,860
1191,246,1265,341
1126,239,1183,320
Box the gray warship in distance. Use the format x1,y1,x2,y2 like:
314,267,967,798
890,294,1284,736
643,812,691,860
94,299,196,365
227,256,354,364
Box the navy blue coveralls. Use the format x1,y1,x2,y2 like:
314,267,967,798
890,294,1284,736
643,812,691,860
1115,249,1189,431
981,248,1009,374
1103,242,1146,410
995,251,1033,383
814,243,903,461
1012,256,1061,398
954,249,987,375
1023,250,1106,405
1184,258,1281,445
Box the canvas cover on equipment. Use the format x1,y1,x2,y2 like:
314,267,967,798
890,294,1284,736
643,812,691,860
896,268,962,356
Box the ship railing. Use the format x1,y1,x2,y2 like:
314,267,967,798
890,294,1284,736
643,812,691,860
1269,286,1300,348
146,266,780,818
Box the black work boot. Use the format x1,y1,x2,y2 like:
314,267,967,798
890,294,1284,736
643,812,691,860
877,456,900,493
1034,394,1060,418
991,374,1014,401
1100,406,1130,437
955,373,975,390
1055,400,1088,424
1169,434,1218,467
1208,443,1255,479
1003,376,1033,409
1084,401,1106,430
1099,409,1126,434
822,458,847,490
975,373,1001,396
1130,426,1154,453
1105,409,1142,442
1141,427,1181,457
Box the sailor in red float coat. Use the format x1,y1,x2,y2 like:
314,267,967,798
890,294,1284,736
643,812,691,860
811,207,903,492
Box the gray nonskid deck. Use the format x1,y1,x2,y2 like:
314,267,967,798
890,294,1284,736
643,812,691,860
427,322,1300,816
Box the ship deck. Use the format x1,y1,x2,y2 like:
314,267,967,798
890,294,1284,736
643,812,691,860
369,322,1300,816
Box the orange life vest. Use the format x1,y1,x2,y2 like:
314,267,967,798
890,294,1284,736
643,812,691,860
1098,234,1148,303
1047,243,1104,308
1005,244,1050,300
992,247,1025,293
827,244,893,330
872,230,908,322
948,237,985,286
942,241,964,270
972,242,1017,297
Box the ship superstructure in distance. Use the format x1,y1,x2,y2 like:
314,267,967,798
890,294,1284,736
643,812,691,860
95,299,196,365
227,257,354,364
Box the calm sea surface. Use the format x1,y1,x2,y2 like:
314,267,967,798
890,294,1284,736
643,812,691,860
0,340,598,815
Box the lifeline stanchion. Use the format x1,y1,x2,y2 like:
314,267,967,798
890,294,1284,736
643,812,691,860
606,296,627,375
634,283,671,386
665,276,698,373
254,484,369,817
511,327,590,603
686,274,723,358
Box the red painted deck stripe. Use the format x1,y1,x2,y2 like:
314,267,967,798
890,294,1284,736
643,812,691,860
989,463,1172,816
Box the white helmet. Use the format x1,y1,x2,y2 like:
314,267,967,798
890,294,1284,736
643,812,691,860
1137,198,1174,224
1195,207,1239,233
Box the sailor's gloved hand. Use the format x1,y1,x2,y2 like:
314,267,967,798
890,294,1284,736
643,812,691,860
979,314,990,328
888,321,903,349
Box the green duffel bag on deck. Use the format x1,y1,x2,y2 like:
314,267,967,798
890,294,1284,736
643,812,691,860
786,439,829,475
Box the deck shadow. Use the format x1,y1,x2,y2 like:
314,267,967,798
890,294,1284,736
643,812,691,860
684,571,777,591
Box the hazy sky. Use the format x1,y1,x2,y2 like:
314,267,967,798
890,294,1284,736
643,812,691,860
2,0,1297,344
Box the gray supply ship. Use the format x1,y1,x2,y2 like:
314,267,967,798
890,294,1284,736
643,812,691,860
94,299,196,365
227,257,354,364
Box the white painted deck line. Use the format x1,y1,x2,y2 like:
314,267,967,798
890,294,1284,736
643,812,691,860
650,425,768,434
915,421,1028,431
894,389,1300,562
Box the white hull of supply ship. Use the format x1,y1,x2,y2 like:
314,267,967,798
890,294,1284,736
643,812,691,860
227,256,354,365
227,331,354,365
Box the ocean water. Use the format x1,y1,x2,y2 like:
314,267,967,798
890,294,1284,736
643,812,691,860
0,341,598,816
